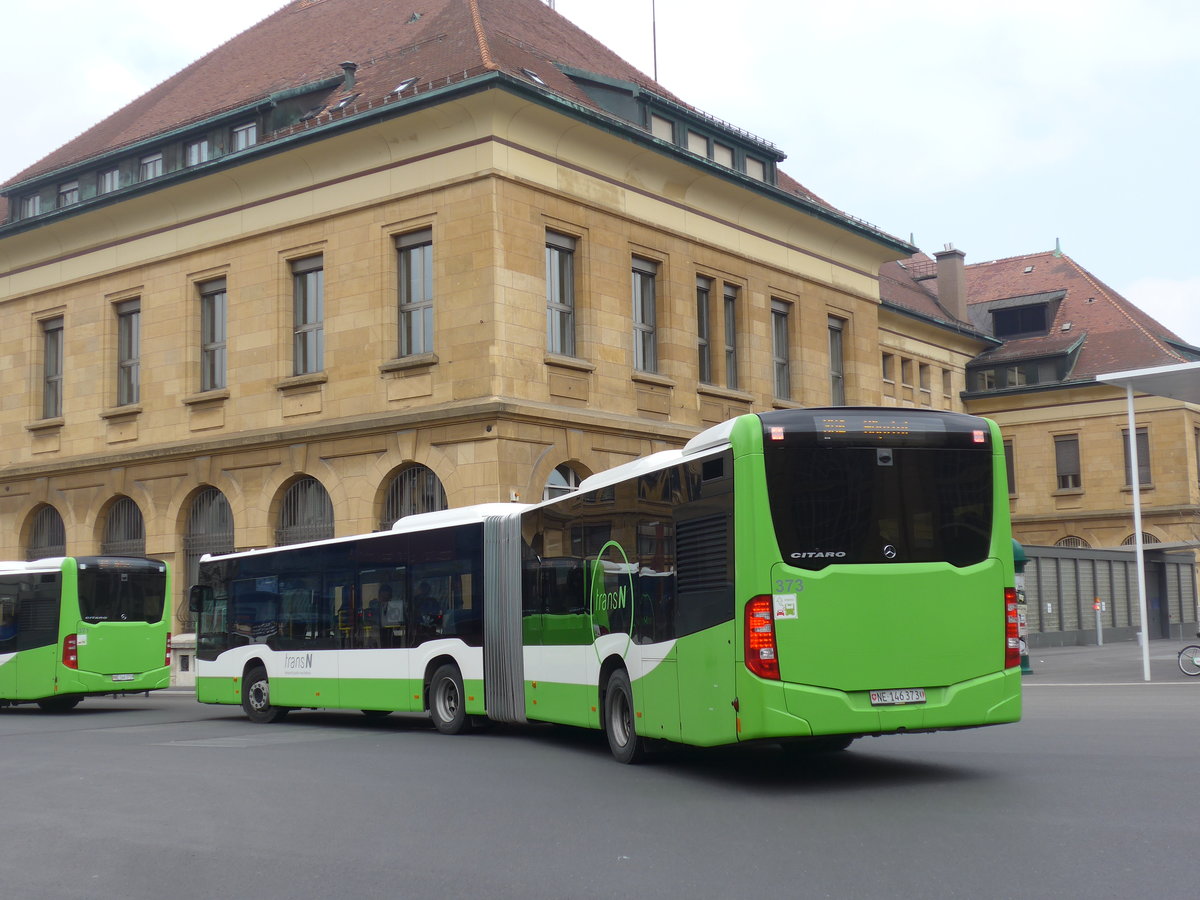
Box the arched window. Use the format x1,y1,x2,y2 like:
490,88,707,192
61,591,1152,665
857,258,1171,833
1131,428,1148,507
544,463,584,500
276,477,334,546
1054,536,1091,549
181,487,234,630
26,505,66,560
1121,532,1161,546
102,497,146,556
380,465,447,529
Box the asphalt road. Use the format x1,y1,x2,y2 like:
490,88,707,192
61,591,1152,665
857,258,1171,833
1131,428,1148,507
1,644,1197,899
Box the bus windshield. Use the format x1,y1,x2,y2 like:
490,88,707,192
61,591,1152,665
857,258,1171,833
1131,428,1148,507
76,560,167,624
762,410,995,569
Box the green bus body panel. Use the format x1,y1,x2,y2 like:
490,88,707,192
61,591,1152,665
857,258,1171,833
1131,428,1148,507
733,666,1021,741
674,623,737,746
633,655,680,742
13,646,59,700
53,666,170,697
197,675,240,705
771,560,1007,691
526,678,594,728
75,622,168,676
1,647,168,701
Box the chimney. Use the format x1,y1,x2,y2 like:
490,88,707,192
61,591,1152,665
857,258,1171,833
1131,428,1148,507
340,61,358,89
933,245,969,323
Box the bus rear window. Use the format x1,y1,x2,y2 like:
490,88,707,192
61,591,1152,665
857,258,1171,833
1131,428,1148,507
764,445,993,570
77,568,166,624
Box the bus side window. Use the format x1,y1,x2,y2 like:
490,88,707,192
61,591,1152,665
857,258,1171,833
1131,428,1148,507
0,590,17,646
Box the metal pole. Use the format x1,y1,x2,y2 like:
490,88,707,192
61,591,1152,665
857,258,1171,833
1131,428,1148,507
651,0,658,82
1125,383,1151,681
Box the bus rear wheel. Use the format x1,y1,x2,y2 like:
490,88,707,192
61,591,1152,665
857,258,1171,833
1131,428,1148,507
603,669,645,764
429,664,469,735
37,696,81,713
242,665,288,724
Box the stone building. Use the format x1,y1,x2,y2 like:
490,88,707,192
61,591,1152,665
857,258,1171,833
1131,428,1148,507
0,0,914,628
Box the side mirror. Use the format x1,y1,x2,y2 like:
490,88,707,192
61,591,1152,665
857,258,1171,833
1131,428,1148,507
188,584,212,614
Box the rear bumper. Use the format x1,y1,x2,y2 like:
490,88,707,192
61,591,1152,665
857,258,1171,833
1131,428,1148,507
57,666,171,696
736,666,1021,741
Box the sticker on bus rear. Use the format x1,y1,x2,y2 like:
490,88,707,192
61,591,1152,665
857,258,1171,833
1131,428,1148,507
773,594,798,619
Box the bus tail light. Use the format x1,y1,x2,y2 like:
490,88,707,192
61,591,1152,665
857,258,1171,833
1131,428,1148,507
1004,588,1020,669
63,634,79,670
165,632,172,667
745,596,780,680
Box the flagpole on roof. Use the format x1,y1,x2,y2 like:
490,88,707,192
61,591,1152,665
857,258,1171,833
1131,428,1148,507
652,0,658,81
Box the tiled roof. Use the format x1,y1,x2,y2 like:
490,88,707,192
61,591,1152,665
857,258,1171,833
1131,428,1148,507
2,0,834,216
878,253,970,326
964,250,1193,378
6,0,627,185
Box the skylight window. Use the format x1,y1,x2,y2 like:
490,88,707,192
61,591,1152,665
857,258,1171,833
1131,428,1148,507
1023,266,1034,273
393,77,419,94
521,68,546,85
334,93,359,110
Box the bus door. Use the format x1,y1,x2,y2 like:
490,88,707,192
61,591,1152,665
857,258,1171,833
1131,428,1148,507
673,593,736,746
529,557,592,728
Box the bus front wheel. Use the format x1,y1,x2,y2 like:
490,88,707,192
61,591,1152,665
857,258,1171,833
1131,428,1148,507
603,670,645,764
242,665,288,724
428,664,469,735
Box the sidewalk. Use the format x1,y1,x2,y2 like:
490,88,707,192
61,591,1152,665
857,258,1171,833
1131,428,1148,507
1021,639,1197,684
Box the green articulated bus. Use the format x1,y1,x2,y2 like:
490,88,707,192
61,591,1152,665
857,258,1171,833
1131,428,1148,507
191,408,1021,762
0,556,172,711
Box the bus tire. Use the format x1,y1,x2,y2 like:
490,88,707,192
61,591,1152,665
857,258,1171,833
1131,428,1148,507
429,664,468,735
603,669,645,764
242,665,288,724
37,696,81,713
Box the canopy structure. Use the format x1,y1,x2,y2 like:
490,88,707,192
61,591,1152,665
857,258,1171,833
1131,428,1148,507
1097,361,1200,681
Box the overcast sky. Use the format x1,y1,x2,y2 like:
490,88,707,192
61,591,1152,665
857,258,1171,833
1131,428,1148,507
5,0,1198,345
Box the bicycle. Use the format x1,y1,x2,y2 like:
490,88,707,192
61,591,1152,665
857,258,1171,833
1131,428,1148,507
1178,635,1200,676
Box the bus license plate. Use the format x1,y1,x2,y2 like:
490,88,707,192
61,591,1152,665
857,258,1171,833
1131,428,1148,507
111,674,135,682
870,688,926,706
